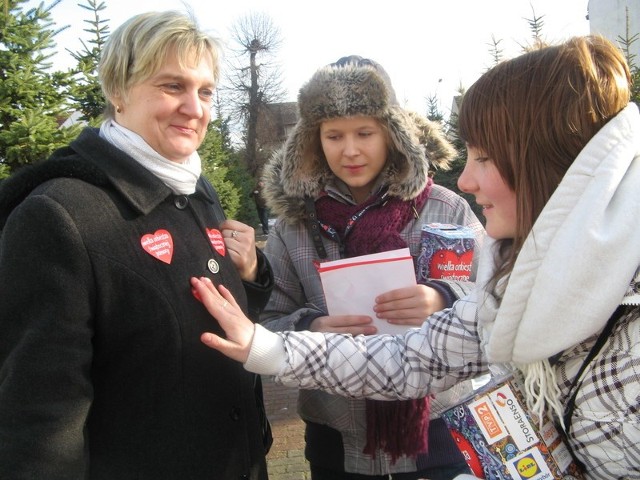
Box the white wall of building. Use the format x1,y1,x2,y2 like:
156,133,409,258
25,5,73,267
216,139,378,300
588,0,640,65
60,110,85,128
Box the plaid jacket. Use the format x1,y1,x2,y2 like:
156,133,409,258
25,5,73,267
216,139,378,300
268,294,640,479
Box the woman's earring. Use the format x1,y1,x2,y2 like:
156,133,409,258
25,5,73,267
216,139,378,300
116,105,122,113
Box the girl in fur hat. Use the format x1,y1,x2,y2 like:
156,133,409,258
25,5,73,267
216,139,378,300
251,55,484,479
192,36,640,479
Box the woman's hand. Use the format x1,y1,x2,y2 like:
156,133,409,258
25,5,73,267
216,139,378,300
191,277,253,363
220,219,258,282
373,284,445,326
309,315,377,335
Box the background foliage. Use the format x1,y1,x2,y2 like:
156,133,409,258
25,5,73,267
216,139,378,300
1,1,638,229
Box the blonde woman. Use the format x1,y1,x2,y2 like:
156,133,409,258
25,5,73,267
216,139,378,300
0,11,273,479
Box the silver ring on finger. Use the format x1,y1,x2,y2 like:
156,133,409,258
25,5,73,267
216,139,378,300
231,230,239,239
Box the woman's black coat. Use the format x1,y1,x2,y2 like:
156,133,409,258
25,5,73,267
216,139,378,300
0,128,273,479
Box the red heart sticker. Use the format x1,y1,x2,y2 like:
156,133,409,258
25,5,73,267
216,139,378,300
206,228,226,256
140,229,174,264
430,249,473,280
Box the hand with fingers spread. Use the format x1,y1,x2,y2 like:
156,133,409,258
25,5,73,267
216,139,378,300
191,276,254,363
373,284,446,327
220,219,258,282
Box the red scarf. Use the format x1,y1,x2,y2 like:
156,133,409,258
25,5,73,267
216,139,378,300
314,180,433,463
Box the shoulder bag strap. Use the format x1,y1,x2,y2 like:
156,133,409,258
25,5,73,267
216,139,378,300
304,196,327,259
562,304,626,469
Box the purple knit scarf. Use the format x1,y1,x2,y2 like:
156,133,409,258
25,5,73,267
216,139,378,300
314,179,433,463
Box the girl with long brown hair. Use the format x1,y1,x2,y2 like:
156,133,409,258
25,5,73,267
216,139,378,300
192,35,640,478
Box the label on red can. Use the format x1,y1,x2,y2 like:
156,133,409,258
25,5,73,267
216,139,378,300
416,223,475,283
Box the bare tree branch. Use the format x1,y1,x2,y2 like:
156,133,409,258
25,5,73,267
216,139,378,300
221,12,286,176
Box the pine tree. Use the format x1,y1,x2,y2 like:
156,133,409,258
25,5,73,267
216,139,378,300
197,117,264,225
632,62,640,106
425,94,444,123
68,0,109,123
430,86,485,223
522,7,547,51
0,0,81,176
487,35,504,67
617,6,640,105
203,91,263,226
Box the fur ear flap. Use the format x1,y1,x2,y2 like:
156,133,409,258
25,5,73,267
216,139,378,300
261,147,307,224
407,111,457,171
278,121,333,199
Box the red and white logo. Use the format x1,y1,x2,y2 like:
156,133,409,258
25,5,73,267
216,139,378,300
206,228,226,256
141,229,174,264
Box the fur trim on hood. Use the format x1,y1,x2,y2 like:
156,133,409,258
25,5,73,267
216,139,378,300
262,57,456,223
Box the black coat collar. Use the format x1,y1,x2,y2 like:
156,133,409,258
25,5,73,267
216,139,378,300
0,127,216,227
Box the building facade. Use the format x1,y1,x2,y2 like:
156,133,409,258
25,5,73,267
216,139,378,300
588,0,639,64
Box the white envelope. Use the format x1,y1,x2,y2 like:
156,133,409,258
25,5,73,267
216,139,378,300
316,248,417,335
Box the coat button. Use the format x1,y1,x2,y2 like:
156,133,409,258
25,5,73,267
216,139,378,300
174,195,188,209
239,475,249,480
207,259,220,274
229,407,241,421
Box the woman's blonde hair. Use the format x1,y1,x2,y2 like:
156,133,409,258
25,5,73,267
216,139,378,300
99,10,221,119
458,35,631,282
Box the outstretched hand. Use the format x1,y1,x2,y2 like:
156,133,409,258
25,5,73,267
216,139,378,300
191,277,253,363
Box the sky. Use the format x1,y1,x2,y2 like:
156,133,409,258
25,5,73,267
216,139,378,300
31,0,591,115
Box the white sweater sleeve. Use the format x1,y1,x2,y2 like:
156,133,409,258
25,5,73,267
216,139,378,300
244,324,287,375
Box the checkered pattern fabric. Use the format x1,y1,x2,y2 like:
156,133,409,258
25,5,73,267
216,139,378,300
274,301,640,479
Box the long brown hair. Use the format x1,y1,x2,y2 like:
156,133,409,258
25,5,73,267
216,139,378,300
458,35,631,284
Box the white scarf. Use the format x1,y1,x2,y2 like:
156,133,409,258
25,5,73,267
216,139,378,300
99,119,202,195
475,103,640,423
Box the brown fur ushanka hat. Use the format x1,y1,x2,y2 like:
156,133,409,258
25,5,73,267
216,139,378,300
262,56,456,223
